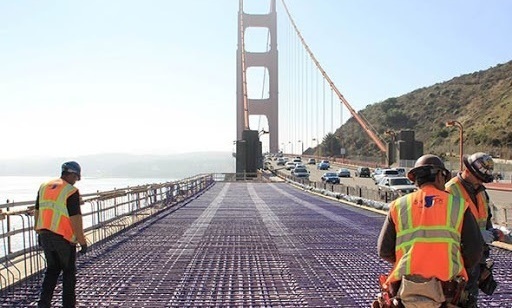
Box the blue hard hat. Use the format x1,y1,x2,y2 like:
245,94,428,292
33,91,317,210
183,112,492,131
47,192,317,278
61,161,81,180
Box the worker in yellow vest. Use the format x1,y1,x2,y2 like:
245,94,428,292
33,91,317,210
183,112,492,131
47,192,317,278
445,152,504,307
375,155,483,308
34,161,87,308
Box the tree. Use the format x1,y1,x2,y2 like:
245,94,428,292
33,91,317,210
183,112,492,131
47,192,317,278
322,133,342,157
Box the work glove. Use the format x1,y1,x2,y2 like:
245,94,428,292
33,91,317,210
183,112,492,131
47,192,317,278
481,229,495,244
79,243,88,255
492,229,505,242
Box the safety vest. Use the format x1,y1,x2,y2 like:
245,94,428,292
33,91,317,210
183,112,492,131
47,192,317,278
386,185,468,284
445,177,488,231
35,178,78,243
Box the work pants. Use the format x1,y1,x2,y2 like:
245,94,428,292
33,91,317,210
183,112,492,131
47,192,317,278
38,231,77,308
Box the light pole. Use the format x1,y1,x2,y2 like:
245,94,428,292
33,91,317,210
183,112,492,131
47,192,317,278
312,138,318,157
446,120,464,171
289,141,293,154
298,140,303,155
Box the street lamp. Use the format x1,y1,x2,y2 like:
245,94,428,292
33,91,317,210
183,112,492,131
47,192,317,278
289,141,293,154
298,140,303,155
446,120,464,171
312,138,318,147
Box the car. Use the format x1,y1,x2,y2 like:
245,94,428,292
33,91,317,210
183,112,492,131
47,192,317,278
276,157,286,165
355,166,371,177
377,176,417,199
321,172,340,184
395,167,406,176
307,158,316,165
294,163,306,169
291,166,310,178
337,168,351,177
373,168,400,184
285,161,296,170
317,160,330,170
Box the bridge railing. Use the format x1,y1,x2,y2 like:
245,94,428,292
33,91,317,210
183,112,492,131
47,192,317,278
0,174,214,293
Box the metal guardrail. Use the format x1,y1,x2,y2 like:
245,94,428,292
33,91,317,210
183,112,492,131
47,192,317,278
0,174,215,293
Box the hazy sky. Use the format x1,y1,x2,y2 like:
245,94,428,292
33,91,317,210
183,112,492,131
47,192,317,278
1,0,511,159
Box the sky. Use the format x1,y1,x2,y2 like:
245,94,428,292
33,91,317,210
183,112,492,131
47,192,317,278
1,0,512,159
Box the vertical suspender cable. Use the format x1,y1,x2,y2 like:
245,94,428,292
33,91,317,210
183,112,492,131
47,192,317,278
331,89,334,132
239,0,250,130
305,52,308,149
279,0,387,153
322,78,325,138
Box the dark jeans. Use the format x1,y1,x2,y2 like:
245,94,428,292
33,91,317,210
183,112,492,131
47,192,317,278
38,231,77,308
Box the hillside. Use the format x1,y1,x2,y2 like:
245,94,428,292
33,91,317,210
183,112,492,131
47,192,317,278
330,60,512,160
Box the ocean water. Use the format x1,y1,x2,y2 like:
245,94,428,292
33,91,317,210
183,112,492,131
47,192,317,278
0,176,175,206
0,176,178,257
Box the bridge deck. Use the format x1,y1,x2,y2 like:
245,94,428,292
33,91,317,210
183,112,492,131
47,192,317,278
2,182,512,307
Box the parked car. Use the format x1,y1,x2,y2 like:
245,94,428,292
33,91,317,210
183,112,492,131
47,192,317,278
317,160,330,170
307,158,316,165
355,166,371,177
321,172,340,184
373,168,400,184
377,176,417,199
291,166,310,178
337,168,351,177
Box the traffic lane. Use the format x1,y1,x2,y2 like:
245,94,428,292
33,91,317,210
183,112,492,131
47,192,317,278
271,161,376,188
270,159,511,210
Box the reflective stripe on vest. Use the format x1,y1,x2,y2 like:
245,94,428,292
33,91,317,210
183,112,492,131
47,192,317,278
387,188,467,283
36,179,77,243
446,177,488,230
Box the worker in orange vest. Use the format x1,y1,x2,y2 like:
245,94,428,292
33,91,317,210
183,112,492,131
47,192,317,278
445,152,505,306
375,154,483,307
34,161,88,308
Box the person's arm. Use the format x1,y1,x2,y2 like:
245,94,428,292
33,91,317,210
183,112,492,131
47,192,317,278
67,191,87,246
69,215,87,246
484,191,494,230
33,192,40,231
377,212,397,263
461,208,484,269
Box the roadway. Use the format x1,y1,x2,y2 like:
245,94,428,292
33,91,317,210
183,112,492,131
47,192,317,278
2,181,511,307
270,157,512,218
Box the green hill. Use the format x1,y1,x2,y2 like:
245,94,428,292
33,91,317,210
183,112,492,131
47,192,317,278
329,60,512,160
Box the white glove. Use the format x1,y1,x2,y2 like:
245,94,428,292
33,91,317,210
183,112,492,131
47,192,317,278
481,229,494,244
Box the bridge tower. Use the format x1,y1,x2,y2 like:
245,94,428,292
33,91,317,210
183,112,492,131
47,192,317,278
236,0,279,154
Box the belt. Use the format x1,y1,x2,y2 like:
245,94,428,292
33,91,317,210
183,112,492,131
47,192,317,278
38,229,54,234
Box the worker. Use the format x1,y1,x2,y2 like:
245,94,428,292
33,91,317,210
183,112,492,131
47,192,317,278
375,154,483,307
445,152,505,307
34,161,88,308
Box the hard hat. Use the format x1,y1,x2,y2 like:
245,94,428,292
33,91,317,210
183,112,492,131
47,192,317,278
62,161,81,180
464,152,494,183
407,154,448,182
